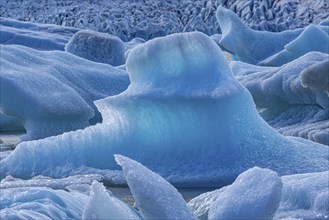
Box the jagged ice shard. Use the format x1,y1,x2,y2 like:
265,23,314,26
1,32,328,186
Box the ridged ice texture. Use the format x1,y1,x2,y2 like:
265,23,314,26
1,0,328,41
0,32,328,187
230,52,329,145
0,45,129,140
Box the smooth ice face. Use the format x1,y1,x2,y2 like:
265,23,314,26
0,45,129,140
230,52,329,145
65,30,126,66
216,6,303,64
115,155,196,220
1,32,328,186
0,186,88,219
82,181,141,220
208,167,282,220
260,25,329,66
0,17,78,50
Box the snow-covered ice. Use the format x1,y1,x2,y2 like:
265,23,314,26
230,52,329,145
1,32,328,186
0,45,129,140
65,30,126,66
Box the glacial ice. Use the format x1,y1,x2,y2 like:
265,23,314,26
0,114,24,132
216,6,303,64
208,167,282,220
82,181,141,220
188,169,329,220
65,30,126,66
1,32,328,186
0,45,129,140
1,0,328,41
260,24,329,66
115,155,195,220
274,171,329,219
0,186,88,219
0,17,78,50
216,6,329,66
230,52,329,145
301,59,329,93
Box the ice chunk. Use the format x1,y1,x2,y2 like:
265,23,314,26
275,171,329,219
82,181,141,220
301,59,329,93
208,167,282,220
230,52,329,145
0,17,78,50
0,186,88,219
260,25,329,66
216,6,303,64
1,32,328,186
0,45,129,140
65,30,126,66
115,155,196,220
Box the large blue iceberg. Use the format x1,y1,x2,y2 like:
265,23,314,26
1,32,328,187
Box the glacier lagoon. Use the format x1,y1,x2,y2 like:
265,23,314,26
0,1,329,219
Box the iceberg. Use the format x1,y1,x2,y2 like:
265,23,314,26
115,155,195,219
1,32,328,186
230,52,329,145
216,6,329,66
274,171,329,219
0,17,78,50
82,181,141,220
188,169,329,220
0,45,129,140
208,167,282,220
0,186,88,219
65,30,126,66
260,24,329,66
216,6,303,64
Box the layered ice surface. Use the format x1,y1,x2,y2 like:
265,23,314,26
1,32,328,187
216,6,329,66
230,52,329,145
0,17,79,50
0,45,129,140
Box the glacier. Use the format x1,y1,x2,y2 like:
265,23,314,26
1,0,328,41
0,45,129,140
230,52,329,145
1,32,328,186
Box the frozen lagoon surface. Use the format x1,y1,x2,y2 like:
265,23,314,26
1,1,329,219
